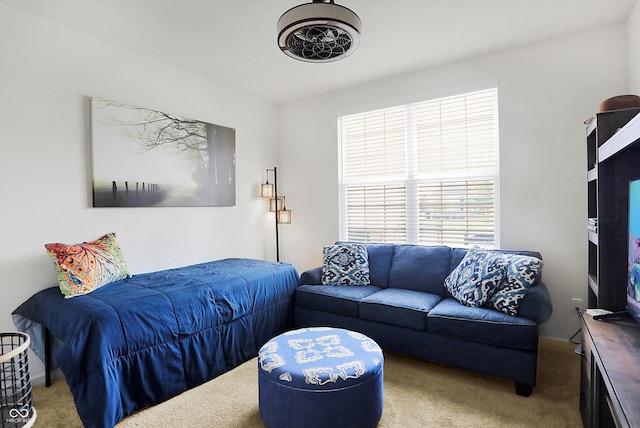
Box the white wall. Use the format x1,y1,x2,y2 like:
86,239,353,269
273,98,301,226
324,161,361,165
630,0,640,93
279,24,629,341
0,3,279,378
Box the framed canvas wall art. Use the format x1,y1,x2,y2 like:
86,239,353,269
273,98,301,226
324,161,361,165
91,97,236,207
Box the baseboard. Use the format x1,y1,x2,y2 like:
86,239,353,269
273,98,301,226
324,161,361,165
31,368,63,387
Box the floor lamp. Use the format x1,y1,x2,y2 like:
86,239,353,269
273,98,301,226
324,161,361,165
261,167,291,262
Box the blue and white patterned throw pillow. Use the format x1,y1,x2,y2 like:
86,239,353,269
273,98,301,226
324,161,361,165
444,247,509,307
485,253,543,316
321,244,370,286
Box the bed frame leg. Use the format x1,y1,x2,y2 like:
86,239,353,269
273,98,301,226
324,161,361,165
44,326,52,387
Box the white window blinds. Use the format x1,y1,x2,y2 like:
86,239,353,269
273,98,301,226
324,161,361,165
338,88,499,248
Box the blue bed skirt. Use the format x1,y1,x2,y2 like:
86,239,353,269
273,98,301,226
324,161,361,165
12,258,300,428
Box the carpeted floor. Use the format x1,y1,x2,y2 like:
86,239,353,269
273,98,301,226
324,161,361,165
31,338,582,427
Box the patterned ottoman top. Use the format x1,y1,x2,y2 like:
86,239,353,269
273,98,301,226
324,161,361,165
258,327,383,390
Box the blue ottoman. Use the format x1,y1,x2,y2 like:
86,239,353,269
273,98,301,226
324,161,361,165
258,327,384,428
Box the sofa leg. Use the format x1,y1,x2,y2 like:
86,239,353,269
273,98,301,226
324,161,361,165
515,383,533,397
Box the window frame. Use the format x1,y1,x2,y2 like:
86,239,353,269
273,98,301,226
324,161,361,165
337,88,500,248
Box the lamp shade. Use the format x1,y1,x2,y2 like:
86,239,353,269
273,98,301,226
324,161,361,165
270,197,283,212
278,208,292,224
261,182,274,199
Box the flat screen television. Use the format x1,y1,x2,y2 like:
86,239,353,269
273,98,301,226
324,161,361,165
628,177,640,325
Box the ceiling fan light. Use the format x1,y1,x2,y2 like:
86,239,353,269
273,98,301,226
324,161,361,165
277,0,362,63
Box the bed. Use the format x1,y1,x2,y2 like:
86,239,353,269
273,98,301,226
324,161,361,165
12,258,300,428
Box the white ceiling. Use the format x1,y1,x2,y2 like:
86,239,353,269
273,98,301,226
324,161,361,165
4,0,638,104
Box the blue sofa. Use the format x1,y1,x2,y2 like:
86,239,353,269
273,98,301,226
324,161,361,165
294,243,553,396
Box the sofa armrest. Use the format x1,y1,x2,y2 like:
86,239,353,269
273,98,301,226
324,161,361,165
518,280,553,324
300,267,323,285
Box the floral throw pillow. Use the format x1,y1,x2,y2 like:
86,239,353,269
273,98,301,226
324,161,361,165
444,247,509,307
485,253,543,316
45,233,130,298
321,243,370,286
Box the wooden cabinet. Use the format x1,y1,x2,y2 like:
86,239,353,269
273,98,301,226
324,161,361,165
586,108,640,311
579,313,640,428
582,108,640,427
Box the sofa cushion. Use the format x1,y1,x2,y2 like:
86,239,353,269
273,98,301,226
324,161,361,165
450,247,468,272
388,245,452,295
359,289,443,331
364,243,396,288
427,298,538,349
321,243,370,285
337,242,395,288
295,284,382,317
485,253,544,316
444,247,508,307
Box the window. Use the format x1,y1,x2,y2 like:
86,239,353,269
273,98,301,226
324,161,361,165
338,88,499,248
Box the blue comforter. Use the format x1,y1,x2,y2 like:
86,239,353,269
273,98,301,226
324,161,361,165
12,258,300,428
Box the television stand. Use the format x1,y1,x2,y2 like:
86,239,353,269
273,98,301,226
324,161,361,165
580,312,640,427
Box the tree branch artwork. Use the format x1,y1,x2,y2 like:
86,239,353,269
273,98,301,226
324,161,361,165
90,97,235,207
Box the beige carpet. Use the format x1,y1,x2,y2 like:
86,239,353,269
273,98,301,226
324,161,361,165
31,338,581,427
